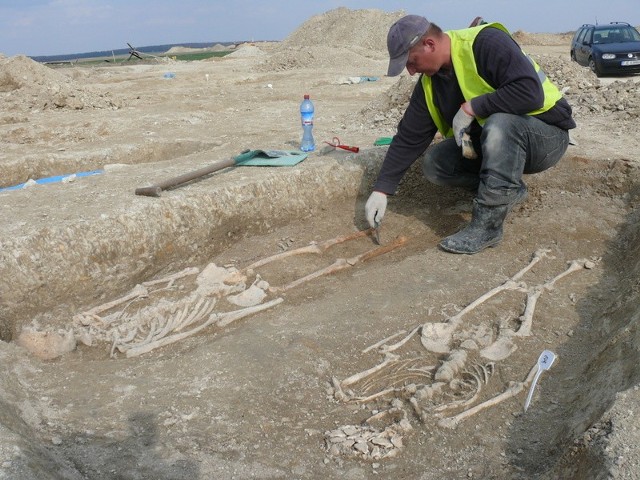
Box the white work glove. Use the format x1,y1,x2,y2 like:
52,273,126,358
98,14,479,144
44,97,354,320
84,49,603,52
365,191,387,228
452,107,474,147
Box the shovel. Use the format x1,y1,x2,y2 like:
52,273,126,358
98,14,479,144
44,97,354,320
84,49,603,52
135,149,308,197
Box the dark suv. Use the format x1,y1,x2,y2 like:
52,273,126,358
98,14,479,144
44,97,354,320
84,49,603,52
570,22,640,76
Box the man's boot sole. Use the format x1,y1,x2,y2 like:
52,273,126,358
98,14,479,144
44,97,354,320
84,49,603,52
438,235,503,254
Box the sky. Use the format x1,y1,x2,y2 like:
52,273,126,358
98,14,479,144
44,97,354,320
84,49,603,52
1,0,638,57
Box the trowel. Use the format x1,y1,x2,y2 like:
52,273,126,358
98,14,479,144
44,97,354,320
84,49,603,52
524,350,556,412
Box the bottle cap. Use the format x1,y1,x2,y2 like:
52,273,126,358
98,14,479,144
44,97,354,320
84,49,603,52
304,94,310,99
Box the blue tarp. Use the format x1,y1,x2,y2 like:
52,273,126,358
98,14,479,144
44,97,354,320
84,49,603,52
0,170,104,192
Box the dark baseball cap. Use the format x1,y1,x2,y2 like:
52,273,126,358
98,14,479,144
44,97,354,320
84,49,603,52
386,15,431,76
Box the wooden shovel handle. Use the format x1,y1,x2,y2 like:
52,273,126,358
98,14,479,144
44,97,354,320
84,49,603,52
135,157,237,197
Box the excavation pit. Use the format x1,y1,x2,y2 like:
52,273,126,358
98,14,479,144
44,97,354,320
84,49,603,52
1,147,639,479
2,8,640,478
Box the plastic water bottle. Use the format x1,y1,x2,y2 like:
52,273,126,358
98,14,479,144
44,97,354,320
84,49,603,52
300,94,315,152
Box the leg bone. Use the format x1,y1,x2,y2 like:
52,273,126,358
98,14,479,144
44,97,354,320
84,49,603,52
516,259,586,337
244,228,375,271
270,236,408,293
421,250,549,353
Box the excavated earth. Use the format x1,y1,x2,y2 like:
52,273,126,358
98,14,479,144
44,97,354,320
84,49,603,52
2,8,640,480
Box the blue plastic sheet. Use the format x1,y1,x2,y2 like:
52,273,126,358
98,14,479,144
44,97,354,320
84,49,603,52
0,170,104,192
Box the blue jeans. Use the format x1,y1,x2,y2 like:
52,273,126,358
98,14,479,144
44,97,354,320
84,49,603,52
421,113,570,206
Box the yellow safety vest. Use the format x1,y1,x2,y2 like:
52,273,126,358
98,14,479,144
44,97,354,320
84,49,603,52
422,22,563,138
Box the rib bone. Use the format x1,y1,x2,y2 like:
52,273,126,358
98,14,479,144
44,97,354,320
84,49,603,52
341,353,400,388
123,298,283,357
437,363,539,429
73,284,149,325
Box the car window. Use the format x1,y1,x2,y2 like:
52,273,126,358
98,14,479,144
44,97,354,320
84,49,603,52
597,27,640,43
596,29,610,43
622,26,640,41
572,28,583,43
611,30,622,42
580,28,592,44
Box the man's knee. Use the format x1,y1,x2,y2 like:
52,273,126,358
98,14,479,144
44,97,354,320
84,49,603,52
422,144,480,190
421,149,440,183
421,140,458,183
421,144,455,185
481,113,517,152
483,112,519,131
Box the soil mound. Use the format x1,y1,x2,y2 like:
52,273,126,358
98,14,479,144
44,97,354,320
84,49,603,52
226,44,267,58
535,54,640,121
513,30,575,46
165,44,233,55
260,8,403,71
281,7,402,51
0,55,122,111
352,75,418,131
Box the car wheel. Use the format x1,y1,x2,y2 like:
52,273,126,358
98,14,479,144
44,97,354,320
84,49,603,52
588,57,602,77
570,50,576,62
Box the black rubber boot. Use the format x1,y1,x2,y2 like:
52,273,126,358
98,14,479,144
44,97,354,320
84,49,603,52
439,201,509,254
439,182,528,255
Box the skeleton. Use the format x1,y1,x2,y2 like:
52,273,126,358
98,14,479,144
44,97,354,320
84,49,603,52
72,229,407,357
327,250,596,459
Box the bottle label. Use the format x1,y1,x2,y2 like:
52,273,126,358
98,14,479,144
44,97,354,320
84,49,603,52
301,112,313,126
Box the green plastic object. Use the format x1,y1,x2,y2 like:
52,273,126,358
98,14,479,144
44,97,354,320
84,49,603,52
373,137,393,146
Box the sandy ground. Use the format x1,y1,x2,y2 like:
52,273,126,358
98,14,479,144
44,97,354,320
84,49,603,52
2,8,640,480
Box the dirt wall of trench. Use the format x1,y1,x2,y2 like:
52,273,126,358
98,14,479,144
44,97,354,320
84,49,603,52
539,200,640,478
